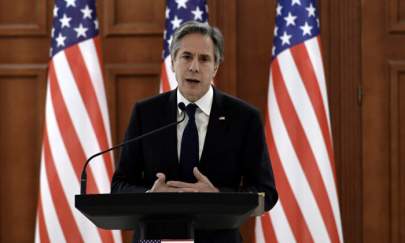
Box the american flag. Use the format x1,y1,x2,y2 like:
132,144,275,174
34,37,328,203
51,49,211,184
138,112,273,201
35,0,122,242
160,0,208,92
255,0,344,242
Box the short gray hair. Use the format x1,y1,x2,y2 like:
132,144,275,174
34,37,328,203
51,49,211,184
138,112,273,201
170,21,224,65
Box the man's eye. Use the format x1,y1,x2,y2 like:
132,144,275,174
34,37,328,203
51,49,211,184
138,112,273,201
182,55,192,60
199,56,210,62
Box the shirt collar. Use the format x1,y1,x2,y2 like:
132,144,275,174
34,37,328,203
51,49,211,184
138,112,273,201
177,86,213,116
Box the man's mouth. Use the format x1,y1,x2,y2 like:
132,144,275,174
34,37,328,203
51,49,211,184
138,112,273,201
185,78,200,83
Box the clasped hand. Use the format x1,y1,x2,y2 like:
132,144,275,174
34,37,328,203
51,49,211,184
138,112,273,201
149,167,219,192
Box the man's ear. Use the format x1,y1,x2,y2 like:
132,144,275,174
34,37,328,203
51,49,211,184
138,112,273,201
213,64,219,77
171,57,175,72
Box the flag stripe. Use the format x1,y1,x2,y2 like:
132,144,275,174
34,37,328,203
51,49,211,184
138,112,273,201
81,38,114,154
307,37,331,134
53,52,110,193
270,61,330,242
43,130,84,243
37,193,50,243
291,42,343,242
164,56,178,90
267,78,319,242
94,37,105,72
260,213,278,243
265,114,314,243
48,60,85,180
279,47,339,217
92,37,113,145
305,37,337,181
49,61,116,242
77,39,114,174
65,45,114,191
64,45,110,155
290,42,334,176
161,64,171,92
255,216,266,243
267,203,297,243
46,79,106,243
313,36,329,120
272,58,340,242
52,53,112,195
49,61,99,193
278,48,341,242
39,150,66,243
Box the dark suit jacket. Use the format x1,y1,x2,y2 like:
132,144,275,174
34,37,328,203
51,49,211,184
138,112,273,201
111,87,278,243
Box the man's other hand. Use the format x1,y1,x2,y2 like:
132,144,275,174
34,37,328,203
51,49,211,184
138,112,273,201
166,167,219,192
149,173,184,192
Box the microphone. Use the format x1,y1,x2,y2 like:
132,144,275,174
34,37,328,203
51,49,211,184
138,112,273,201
80,102,187,195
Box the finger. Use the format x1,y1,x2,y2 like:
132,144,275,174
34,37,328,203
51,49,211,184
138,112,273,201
150,173,167,192
155,173,166,185
165,184,198,192
167,181,195,188
172,187,199,193
156,172,166,182
193,167,208,182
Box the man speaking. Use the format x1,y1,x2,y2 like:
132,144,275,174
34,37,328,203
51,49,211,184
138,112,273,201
111,21,278,243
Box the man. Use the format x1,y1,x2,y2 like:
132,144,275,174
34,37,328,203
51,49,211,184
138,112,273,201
111,21,278,243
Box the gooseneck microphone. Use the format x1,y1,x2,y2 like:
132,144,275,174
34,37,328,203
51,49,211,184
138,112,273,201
80,102,187,195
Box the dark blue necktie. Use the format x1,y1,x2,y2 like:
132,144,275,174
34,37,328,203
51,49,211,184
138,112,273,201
179,103,199,182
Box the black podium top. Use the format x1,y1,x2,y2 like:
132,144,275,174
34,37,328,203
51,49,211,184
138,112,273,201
75,192,264,230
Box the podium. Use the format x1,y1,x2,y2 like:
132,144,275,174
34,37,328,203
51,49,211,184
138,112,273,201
75,192,265,240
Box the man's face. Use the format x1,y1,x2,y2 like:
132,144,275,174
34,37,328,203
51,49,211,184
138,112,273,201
172,33,219,102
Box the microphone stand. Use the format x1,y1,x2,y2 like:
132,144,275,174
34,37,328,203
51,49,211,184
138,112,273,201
80,103,187,195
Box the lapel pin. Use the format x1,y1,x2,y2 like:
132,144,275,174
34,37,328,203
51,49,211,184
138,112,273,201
219,116,226,120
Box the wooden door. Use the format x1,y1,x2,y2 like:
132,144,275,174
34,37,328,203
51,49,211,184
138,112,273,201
362,0,405,242
0,0,51,242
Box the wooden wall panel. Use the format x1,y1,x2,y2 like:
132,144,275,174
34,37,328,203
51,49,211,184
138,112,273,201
362,31,390,243
103,0,165,36
327,0,363,242
388,0,405,32
236,0,274,116
363,0,405,241
399,70,405,243
105,64,160,242
103,37,163,64
105,64,161,145
0,65,46,243
389,62,405,243
207,0,237,95
235,2,274,239
0,38,50,64
0,0,48,36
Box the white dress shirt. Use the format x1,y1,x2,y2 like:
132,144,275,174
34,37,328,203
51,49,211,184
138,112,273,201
177,86,213,160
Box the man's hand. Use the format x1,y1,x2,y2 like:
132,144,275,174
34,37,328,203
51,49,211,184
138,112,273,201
149,173,184,192
166,167,219,192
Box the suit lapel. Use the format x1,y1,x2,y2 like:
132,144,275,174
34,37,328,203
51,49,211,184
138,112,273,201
163,90,180,171
200,88,227,166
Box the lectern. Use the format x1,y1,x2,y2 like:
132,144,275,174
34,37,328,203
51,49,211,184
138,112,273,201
75,192,264,240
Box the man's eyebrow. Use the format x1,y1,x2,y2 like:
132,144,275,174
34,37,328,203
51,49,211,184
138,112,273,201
180,51,212,58
199,53,212,59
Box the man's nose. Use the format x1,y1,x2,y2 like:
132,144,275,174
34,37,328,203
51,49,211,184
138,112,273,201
188,58,199,72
